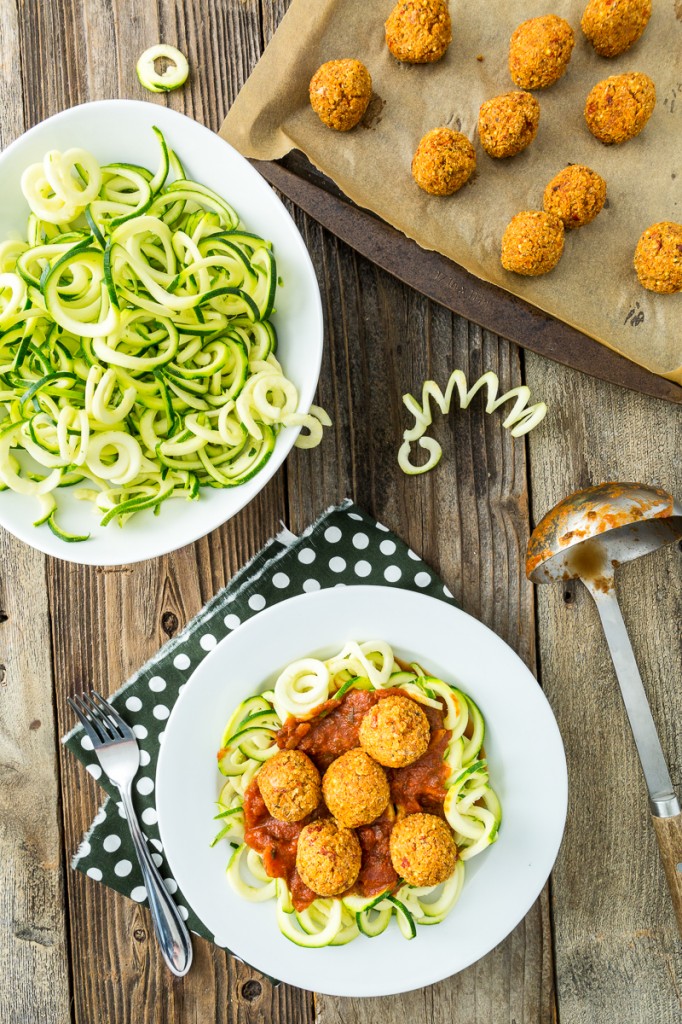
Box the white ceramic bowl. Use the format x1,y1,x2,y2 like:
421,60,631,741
0,100,323,564
156,586,568,996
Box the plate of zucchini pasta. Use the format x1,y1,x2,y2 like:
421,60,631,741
156,585,567,996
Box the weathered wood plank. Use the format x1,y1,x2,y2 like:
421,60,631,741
525,352,682,1024
0,4,72,1021
0,549,73,1024
286,222,555,1020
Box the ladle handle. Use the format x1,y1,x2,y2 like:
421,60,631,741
651,813,682,940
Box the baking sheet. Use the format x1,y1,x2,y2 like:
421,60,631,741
220,0,682,384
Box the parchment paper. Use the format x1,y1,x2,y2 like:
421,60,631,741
221,0,682,385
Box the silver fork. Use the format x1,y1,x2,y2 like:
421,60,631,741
68,690,193,977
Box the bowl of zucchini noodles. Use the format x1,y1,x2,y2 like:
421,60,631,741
156,585,568,996
0,100,323,564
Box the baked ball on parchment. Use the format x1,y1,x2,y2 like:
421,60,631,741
412,127,476,196
634,222,682,293
309,58,372,131
501,210,565,276
385,0,452,63
584,72,655,144
509,15,575,89
543,165,607,229
581,0,651,57
478,91,540,158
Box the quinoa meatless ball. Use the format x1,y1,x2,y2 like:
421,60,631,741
412,127,476,196
501,210,565,276
543,165,607,229
478,91,540,159
309,59,372,132
385,0,452,64
322,747,390,828
389,812,457,886
257,749,321,823
295,818,362,897
581,0,651,57
584,72,655,144
634,222,682,293
509,15,575,90
359,694,430,768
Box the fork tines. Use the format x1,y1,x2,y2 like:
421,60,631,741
67,690,134,747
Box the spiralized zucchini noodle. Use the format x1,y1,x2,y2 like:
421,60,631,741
398,369,547,476
0,128,329,541
214,641,501,948
136,45,189,94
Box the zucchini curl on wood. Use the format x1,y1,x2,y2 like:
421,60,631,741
398,370,547,475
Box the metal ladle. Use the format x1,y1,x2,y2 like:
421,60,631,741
527,482,682,937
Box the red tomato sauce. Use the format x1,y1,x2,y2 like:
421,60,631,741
243,688,451,911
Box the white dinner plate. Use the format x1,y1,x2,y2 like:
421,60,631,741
0,100,323,565
156,586,568,997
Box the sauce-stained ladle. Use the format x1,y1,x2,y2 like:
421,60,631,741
526,482,682,937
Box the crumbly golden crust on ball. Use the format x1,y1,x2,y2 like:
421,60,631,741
543,165,607,229
509,15,575,89
412,127,476,196
501,210,565,276
478,91,540,158
385,0,452,63
634,222,682,293
257,749,321,823
359,694,430,768
309,59,372,131
295,819,362,897
584,72,655,144
389,812,457,886
321,748,390,827
581,0,651,57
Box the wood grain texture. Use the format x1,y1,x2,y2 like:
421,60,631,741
0,5,72,1020
0,547,72,1024
285,219,555,1022
525,352,682,1024
651,813,682,941
0,540,73,1024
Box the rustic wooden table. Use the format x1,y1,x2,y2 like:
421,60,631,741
1,2,681,1022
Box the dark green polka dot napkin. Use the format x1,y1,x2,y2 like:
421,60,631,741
63,499,456,945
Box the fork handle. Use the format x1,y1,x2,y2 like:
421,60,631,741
118,784,193,977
